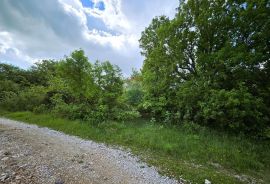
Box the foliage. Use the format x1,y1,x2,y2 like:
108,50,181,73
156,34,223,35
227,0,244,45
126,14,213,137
1,111,269,184
112,106,141,121
0,50,132,123
92,60,123,110
28,60,58,86
0,86,47,111
0,63,30,87
123,69,143,108
57,50,95,99
198,86,269,135
139,0,270,137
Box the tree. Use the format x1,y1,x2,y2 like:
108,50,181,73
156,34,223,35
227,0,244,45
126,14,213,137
0,63,30,87
140,16,178,118
140,0,270,136
28,60,58,86
57,49,96,100
123,69,143,108
93,61,123,110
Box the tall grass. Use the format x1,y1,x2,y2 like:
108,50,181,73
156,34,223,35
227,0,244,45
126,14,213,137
1,111,269,184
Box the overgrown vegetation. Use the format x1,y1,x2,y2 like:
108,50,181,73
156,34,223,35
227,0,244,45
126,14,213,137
0,0,270,183
140,0,270,137
0,50,140,123
1,111,269,184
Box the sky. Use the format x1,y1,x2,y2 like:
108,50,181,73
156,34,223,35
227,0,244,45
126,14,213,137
0,0,178,75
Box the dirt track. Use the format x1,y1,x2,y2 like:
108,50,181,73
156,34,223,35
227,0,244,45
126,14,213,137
0,118,180,184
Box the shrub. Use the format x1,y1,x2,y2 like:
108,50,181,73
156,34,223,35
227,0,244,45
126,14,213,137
33,104,48,114
0,91,19,111
176,80,207,123
0,86,47,112
50,94,84,119
174,82,269,137
112,107,141,121
198,86,269,136
85,104,110,124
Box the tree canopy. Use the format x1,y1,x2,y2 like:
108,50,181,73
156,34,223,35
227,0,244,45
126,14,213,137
140,0,270,136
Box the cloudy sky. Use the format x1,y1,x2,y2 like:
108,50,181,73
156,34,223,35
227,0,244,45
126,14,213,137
0,0,178,75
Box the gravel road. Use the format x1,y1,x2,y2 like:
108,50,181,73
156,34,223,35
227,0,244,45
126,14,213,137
0,118,181,184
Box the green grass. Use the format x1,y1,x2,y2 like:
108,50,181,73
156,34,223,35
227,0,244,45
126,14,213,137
1,111,269,184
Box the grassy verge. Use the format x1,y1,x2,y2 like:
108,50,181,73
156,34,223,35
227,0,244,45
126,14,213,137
0,111,269,184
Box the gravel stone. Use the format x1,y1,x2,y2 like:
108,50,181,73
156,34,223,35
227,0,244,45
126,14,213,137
0,118,183,184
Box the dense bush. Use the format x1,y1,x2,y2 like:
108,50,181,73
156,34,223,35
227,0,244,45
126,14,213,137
0,86,47,112
123,69,144,108
0,50,140,123
140,0,270,137
198,87,269,134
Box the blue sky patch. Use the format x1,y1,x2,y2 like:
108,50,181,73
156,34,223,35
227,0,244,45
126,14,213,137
80,0,94,8
95,1,105,11
80,0,105,11
86,15,119,35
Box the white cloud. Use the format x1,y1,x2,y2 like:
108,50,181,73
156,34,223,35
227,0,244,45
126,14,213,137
0,31,36,67
0,0,178,75
84,29,137,51
59,0,87,26
84,0,131,32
